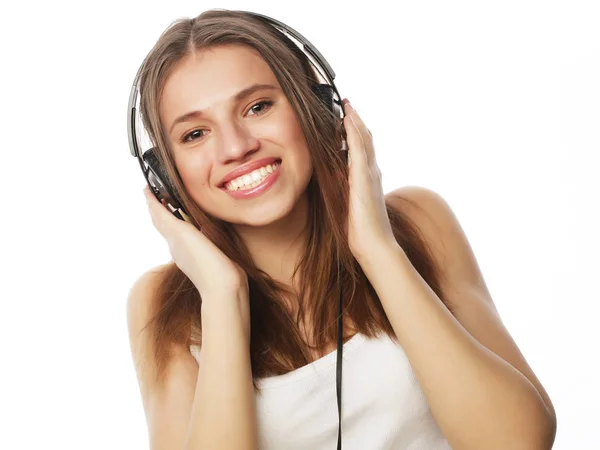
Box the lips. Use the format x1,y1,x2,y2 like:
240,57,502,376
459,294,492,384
218,157,281,187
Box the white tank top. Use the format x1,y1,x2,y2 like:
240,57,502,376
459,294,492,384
190,332,451,449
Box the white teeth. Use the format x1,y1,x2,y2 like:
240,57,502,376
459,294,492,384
224,162,280,191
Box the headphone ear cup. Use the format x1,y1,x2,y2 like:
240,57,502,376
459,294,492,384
142,148,184,210
312,83,342,118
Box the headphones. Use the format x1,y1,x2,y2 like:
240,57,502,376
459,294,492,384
127,11,347,449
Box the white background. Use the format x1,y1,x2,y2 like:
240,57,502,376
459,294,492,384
1,0,598,448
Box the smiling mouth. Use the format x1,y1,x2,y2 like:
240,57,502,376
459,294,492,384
220,159,282,191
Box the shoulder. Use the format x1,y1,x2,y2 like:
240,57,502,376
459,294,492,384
126,263,184,390
385,184,459,262
126,263,198,395
385,185,454,226
385,185,490,301
126,264,170,337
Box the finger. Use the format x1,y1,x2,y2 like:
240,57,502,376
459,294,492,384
343,100,375,166
343,102,368,169
345,115,369,172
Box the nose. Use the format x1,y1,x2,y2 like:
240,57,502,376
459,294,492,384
217,120,260,163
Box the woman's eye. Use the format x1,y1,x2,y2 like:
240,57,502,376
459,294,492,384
248,100,273,116
181,129,206,143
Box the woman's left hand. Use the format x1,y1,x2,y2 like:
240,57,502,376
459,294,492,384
343,99,397,263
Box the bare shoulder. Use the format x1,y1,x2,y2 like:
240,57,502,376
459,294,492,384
385,185,485,293
385,185,452,229
126,264,199,449
126,264,172,369
127,264,171,339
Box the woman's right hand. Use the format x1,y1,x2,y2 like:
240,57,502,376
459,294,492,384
143,186,249,300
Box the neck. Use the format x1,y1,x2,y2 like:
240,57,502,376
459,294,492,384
234,191,311,290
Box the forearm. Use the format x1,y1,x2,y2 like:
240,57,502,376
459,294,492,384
184,292,258,450
359,244,554,449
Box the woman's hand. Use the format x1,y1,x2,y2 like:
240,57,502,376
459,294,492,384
143,186,249,299
343,99,397,263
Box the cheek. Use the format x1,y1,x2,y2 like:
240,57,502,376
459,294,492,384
277,109,311,161
175,154,212,191
281,109,306,142
287,119,312,172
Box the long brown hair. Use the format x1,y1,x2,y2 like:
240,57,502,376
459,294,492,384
137,9,454,393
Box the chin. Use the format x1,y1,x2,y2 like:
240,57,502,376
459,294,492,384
225,194,299,227
213,181,309,228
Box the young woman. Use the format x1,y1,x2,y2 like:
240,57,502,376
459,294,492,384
126,9,556,450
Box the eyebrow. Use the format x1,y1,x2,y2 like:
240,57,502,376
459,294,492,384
168,83,278,134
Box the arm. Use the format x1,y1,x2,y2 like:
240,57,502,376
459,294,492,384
127,267,258,450
357,187,556,450
185,289,258,449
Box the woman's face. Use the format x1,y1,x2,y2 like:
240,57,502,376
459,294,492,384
159,44,313,227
